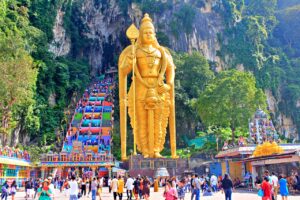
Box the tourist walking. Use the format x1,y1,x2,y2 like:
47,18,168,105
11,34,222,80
139,177,144,199
142,177,151,200
164,180,178,200
279,175,289,200
154,178,159,192
10,180,17,200
117,176,124,200
62,179,70,197
210,174,218,192
271,172,279,200
97,177,103,200
221,174,233,200
1,181,8,200
81,178,87,197
48,177,55,200
91,177,98,200
108,178,112,193
69,176,79,200
87,178,92,197
25,179,34,200
37,179,52,200
261,176,272,200
125,175,134,200
190,174,195,200
111,176,119,200
133,177,141,200
34,179,41,199
192,174,201,200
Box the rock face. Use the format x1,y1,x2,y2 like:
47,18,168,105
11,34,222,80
53,0,297,138
66,0,223,74
78,0,128,75
265,89,298,139
49,8,71,57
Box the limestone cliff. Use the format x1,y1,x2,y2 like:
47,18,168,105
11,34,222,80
50,0,298,139
60,0,223,74
49,8,71,57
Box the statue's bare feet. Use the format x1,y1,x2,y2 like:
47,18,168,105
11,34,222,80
154,152,164,158
171,154,179,159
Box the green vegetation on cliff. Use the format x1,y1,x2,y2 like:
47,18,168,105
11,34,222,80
0,0,90,146
218,0,300,138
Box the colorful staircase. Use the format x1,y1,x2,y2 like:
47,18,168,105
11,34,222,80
40,76,115,172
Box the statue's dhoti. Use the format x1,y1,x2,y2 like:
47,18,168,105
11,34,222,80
128,78,170,157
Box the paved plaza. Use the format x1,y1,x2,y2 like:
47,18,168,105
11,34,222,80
12,187,300,200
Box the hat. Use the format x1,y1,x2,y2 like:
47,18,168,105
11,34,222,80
43,179,50,184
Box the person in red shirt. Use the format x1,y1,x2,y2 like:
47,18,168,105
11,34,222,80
261,177,272,200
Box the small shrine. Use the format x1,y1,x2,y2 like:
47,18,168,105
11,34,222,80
249,108,278,144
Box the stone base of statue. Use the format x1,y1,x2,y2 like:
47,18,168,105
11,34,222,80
124,154,188,178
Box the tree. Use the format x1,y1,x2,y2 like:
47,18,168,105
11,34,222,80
0,34,37,145
173,51,214,142
197,70,266,141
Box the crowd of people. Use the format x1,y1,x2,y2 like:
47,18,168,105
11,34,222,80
1,170,299,200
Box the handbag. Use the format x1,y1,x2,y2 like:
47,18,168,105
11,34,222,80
258,189,264,197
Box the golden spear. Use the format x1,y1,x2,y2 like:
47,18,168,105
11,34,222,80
126,24,139,156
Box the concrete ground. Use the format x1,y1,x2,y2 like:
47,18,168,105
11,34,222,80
12,187,300,200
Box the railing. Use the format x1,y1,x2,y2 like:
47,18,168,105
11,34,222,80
41,154,114,163
0,154,30,162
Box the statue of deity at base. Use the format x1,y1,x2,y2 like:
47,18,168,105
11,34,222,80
118,13,177,160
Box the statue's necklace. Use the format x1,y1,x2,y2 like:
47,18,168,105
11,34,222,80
140,47,157,69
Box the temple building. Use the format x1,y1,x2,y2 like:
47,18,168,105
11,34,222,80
0,147,34,187
216,109,300,180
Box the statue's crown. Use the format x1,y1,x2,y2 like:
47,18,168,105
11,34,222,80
141,13,152,24
140,13,155,31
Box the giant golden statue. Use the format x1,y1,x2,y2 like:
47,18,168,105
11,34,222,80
118,14,177,160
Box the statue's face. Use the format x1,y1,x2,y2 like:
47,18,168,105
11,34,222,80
142,28,155,44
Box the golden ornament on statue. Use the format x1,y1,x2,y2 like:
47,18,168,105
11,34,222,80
126,24,139,40
118,13,177,160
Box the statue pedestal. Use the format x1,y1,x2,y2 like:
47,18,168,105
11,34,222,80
125,154,188,178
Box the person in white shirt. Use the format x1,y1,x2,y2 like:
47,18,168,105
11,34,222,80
271,172,279,200
210,174,218,192
91,177,98,200
68,176,79,200
108,178,112,193
99,177,104,188
125,175,134,200
48,177,55,200
111,176,119,200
